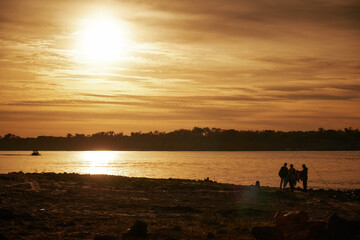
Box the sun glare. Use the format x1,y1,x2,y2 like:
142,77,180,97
81,151,117,174
76,14,131,63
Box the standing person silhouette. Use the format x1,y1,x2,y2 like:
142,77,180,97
278,163,288,190
301,164,308,192
287,164,296,192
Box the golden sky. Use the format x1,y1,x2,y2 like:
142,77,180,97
0,0,359,136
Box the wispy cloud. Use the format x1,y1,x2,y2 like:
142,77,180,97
0,0,359,136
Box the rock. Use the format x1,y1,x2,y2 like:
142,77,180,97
256,212,359,240
328,213,360,240
207,232,215,239
172,225,182,231
122,220,148,240
0,233,9,240
288,221,328,240
275,211,309,232
216,229,226,234
94,236,118,240
251,226,284,240
0,209,14,221
328,213,347,239
308,221,327,239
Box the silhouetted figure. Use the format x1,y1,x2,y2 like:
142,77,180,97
300,164,308,192
278,163,288,190
295,170,301,185
287,164,296,192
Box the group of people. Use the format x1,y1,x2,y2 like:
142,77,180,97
278,163,308,192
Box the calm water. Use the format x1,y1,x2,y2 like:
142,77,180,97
0,151,359,190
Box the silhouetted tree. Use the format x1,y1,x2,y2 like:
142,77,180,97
0,127,359,151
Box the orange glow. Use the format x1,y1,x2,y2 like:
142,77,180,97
81,151,116,175
0,1,359,136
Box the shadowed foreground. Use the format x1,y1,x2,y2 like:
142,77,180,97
0,173,359,239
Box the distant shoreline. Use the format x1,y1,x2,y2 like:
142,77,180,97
1,127,360,151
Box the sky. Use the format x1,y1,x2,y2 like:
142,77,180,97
0,0,359,137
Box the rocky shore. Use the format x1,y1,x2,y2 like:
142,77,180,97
0,173,359,239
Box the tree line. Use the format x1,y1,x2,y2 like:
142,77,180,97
0,127,359,151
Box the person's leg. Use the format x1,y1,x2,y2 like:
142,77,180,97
303,178,307,192
280,178,284,189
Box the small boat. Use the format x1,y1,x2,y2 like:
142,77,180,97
31,150,41,156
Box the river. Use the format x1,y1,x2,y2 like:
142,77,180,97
0,151,359,189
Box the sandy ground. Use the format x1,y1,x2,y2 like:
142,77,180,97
0,173,359,240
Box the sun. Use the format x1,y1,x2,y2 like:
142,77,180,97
76,15,131,63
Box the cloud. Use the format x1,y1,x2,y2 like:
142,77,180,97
281,93,355,101
331,84,360,92
0,0,359,136
127,0,360,43
261,83,360,93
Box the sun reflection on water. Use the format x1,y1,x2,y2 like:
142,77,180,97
81,151,117,174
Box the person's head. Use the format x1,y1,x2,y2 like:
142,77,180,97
302,164,306,168
290,164,293,168
284,163,287,167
